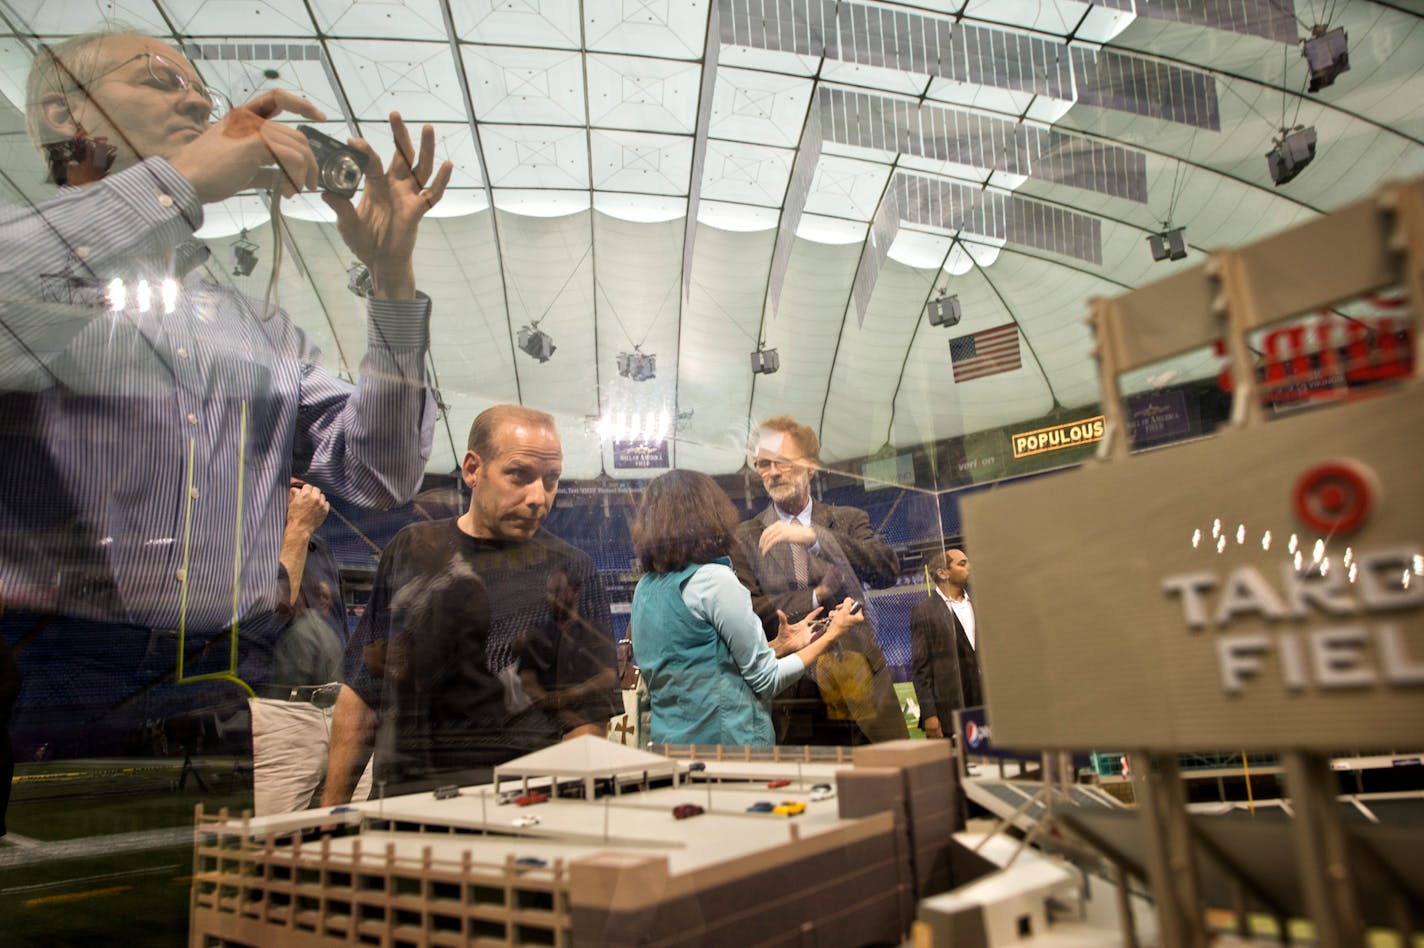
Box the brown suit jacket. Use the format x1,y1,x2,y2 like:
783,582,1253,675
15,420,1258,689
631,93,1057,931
730,501,907,744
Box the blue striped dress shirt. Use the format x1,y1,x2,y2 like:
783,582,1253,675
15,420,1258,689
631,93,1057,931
0,157,435,633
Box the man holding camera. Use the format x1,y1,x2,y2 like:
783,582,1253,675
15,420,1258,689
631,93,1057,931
0,31,452,749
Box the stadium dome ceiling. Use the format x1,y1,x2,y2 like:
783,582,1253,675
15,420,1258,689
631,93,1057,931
0,0,1419,480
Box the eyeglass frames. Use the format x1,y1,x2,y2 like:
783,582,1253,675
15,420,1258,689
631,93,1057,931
82,51,230,122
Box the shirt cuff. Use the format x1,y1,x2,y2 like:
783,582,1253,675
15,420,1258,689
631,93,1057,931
368,292,432,350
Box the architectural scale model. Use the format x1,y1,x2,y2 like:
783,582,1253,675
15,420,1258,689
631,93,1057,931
190,737,971,947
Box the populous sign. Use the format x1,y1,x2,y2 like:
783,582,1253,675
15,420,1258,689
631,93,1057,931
962,385,1424,751
1010,416,1105,459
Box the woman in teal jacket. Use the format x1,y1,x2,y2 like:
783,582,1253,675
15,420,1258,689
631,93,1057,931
630,470,863,746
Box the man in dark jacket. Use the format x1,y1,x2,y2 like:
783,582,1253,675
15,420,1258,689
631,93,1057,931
910,548,982,740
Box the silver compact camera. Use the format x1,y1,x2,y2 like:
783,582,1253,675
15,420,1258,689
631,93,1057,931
298,125,367,198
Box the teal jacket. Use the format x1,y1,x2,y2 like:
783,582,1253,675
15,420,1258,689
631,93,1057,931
631,558,805,746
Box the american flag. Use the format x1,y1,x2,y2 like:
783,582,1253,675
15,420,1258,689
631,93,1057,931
949,323,1021,382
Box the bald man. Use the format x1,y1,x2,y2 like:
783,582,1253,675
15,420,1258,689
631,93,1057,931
323,406,620,802
910,548,982,739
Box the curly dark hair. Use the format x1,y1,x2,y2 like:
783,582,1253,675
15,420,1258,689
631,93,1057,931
632,469,740,574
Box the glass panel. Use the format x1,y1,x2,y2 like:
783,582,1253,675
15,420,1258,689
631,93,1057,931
2,6,1421,945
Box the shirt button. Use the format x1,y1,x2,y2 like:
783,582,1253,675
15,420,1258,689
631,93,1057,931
187,413,198,426
175,569,186,582
189,488,200,499
158,194,174,208
75,245,91,259
175,347,189,360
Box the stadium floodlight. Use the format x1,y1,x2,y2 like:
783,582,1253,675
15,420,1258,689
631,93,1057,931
1303,26,1349,93
1147,227,1187,262
1266,127,1317,186
517,325,556,362
232,230,259,276
750,347,780,375
927,294,962,328
616,350,657,382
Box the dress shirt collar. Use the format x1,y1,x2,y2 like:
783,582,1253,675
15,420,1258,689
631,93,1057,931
934,585,968,607
773,497,813,527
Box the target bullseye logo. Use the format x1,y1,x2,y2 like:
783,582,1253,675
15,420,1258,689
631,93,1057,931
1292,461,1377,536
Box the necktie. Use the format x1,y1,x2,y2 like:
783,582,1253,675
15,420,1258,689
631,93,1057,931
790,537,809,587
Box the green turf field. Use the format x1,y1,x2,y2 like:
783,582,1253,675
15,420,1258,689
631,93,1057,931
2,758,251,948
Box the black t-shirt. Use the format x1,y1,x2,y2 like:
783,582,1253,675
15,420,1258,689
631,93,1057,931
343,519,619,790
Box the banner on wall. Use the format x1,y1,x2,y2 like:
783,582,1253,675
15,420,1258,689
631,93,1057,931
613,440,669,469
1127,390,1193,444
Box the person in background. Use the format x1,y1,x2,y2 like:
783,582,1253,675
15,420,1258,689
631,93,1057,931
910,548,982,741
631,469,865,747
249,481,367,815
322,406,620,802
731,416,907,745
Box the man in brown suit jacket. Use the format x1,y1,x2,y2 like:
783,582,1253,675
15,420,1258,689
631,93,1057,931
730,417,907,745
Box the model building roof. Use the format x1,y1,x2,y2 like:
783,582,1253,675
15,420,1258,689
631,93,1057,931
494,735,680,782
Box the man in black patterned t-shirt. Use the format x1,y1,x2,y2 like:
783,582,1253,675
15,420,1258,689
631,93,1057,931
322,406,619,801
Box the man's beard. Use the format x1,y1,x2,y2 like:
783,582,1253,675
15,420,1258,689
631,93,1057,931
767,482,801,507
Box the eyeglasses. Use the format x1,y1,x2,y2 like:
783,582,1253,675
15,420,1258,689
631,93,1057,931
86,52,230,122
753,457,807,473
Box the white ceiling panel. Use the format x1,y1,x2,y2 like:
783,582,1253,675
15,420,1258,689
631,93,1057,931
586,54,702,133
583,0,711,59
804,156,893,221
699,140,792,207
451,0,582,49
164,0,315,36
482,124,590,188
308,0,448,40
708,67,812,147
589,128,693,195
326,40,465,122
464,45,586,125
962,0,1088,35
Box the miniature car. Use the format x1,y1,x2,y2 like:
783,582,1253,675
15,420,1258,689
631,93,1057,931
515,856,547,869
766,778,790,789
672,803,705,820
495,789,521,805
745,801,774,813
515,792,548,806
512,815,541,828
328,805,358,816
687,761,707,772
772,801,806,817
808,783,835,801
432,784,460,800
